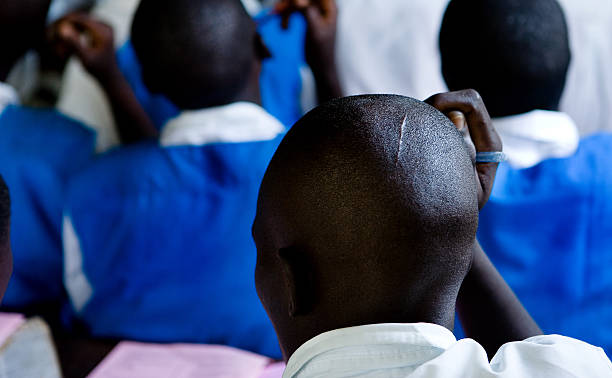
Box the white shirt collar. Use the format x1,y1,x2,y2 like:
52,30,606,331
160,102,285,147
284,323,456,378
493,110,579,169
0,82,19,115
284,323,612,378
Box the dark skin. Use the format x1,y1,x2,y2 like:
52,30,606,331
0,233,13,305
0,0,52,82
48,13,158,143
255,90,541,361
426,91,541,358
276,0,343,102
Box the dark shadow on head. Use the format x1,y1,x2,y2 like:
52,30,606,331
131,0,269,110
0,0,53,80
440,0,571,118
0,176,13,304
253,95,480,360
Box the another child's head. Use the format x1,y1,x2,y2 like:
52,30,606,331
254,95,479,360
131,0,266,110
0,176,13,303
440,0,570,117
0,0,52,79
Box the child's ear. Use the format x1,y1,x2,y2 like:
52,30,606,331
278,247,316,318
254,32,272,60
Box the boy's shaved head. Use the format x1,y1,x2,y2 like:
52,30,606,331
254,95,479,360
132,0,259,109
440,0,570,117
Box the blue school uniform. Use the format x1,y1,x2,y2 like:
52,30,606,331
0,103,95,308
116,11,307,130
477,133,612,354
64,102,284,358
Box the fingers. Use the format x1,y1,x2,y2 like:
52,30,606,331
425,89,501,153
425,89,502,209
54,13,113,49
425,89,502,153
275,0,336,29
447,111,467,130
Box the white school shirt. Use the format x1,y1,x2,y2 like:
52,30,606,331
557,0,612,136
334,0,612,137
0,82,19,114
335,0,449,101
284,323,612,378
493,110,580,169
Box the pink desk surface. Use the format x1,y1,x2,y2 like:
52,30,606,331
88,341,285,378
0,313,26,345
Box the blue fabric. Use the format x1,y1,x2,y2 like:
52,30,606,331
477,133,612,354
0,105,95,308
116,11,306,130
65,136,284,358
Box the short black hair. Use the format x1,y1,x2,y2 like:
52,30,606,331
440,0,571,117
256,95,479,294
0,176,10,246
0,0,52,69
131,0,258,109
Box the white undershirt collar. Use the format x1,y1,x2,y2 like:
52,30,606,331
0,82,19,115
493,110,579,169
284,323,456,378
160,102,285,147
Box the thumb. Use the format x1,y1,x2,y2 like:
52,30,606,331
57,21,85,53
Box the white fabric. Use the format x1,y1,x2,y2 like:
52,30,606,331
335,0,449,100
160,102,285,147
56,0,140,152
284,323,612,378
62,215,94,313
493,110,579,169
0,83,19,115
558,0,612,135
47,0,98,23
335,0,612,136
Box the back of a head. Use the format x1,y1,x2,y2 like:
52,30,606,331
131,0,258,109
440,0,571,117
254,95,479,359
0,0,52,72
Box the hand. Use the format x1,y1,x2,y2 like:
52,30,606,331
425,89,503,209
275,0,338,74
49,13,118,81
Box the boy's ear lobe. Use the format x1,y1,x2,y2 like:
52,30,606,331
278,247,316,318
255,32,272,60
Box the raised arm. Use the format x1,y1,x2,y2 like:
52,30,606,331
50,13,158,144
426,90,542,358
276,0,343,102
458,240,542,358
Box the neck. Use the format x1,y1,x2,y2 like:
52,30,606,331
230,63,262,106
230,79,262,107
280,293,458,361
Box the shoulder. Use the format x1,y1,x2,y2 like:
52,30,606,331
491,335,612,376
66,141,164,198
1,105,95,140
577,133,612,155
0,106,96,174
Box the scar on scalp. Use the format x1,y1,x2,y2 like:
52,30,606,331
395,113,408,167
